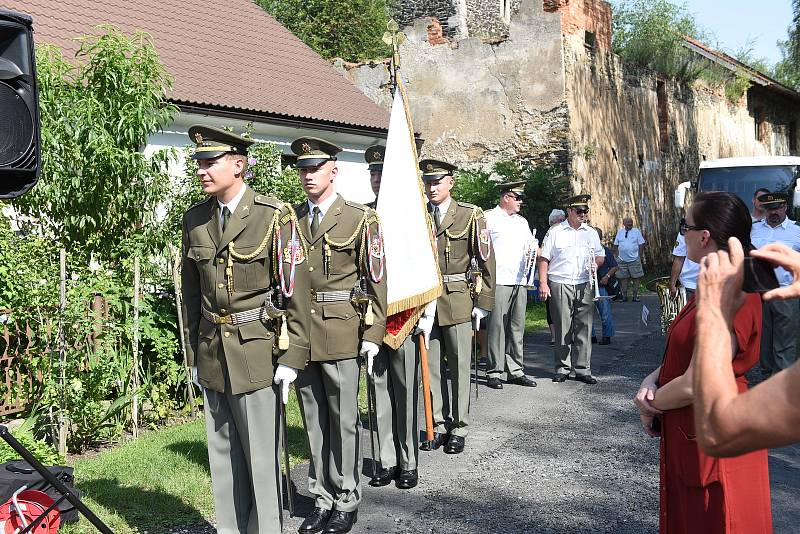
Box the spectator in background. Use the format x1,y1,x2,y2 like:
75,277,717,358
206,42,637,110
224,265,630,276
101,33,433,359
591,228,617,345
543,209,566,345
751,187,770,222
669,227,699,298
750,191,800,375
613,217,646,302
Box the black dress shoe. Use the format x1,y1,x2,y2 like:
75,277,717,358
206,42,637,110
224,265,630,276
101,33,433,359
486,377,504,389
599,336,611,345
575,374,598,384
552,373,568,383
420,432,448,451
369,466,398,487
299,507,332,533
444,435,465,454
396,468,418,489
508,375,537,387
591,336,598,344
323,510,357,534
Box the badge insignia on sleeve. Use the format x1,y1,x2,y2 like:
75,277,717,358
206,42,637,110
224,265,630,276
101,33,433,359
479,228,491,246
370,235,384,259
284,238,305,264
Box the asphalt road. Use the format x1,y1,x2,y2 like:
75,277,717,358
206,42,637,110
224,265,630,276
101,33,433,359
276,294,800,534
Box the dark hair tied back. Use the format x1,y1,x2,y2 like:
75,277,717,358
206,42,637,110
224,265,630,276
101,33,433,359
690,192,753,253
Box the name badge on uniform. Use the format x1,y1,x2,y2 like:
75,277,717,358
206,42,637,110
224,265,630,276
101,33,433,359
284,238,305,264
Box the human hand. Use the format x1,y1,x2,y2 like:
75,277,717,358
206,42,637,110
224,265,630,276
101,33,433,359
697,237,745,326
634,377,662,416
668,281,678,298
751,241,800,301
640,413,660,438
273,364,298,404
190,366,200,388
471,307,488,330
600,275,609,287
539,282,550,300
417,314,434,349
360,341,380,376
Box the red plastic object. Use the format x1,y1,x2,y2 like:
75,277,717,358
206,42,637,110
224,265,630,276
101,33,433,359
0,489,60,533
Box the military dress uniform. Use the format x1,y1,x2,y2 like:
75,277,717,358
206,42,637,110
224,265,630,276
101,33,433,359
421,159,495,453
364,145,421,489
290,138,387,527
181,126,310,533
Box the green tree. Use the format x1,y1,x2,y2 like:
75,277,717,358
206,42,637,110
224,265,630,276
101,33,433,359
257,0,392,61
12,27,178,265
774,0,800,90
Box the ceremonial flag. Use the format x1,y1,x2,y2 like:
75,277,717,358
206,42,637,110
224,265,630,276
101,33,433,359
377,79,442,349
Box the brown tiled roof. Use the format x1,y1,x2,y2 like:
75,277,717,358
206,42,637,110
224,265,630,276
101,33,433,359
4,0,389,131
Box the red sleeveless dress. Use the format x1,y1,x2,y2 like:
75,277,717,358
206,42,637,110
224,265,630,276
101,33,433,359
658,293,772,533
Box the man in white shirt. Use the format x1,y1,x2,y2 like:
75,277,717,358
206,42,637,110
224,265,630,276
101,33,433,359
751,192,800,375
669,230,699,297
538,194,604,384
613,217,646,302
483,181,538,390
751,187,770,222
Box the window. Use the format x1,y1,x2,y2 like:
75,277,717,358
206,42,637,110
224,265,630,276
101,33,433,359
790,121,797,152
754,108,765,142
584,31,596,50
501,0,512,23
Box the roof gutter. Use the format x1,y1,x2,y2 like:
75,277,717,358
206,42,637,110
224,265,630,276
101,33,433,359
173,101,389,138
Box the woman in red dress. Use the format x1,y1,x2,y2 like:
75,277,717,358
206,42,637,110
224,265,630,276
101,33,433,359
635,192,772,533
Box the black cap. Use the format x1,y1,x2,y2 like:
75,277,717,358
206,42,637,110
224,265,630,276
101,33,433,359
364,145,385,172
291,137,341,169
757,191,788,208
566,194,591,208
419,159,457,182
498,180,526,196
188,125,253,160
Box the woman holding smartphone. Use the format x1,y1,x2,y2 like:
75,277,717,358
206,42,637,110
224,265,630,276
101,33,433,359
634,192,772,533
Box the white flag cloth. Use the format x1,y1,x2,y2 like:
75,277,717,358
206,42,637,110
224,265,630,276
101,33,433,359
377,81,441,348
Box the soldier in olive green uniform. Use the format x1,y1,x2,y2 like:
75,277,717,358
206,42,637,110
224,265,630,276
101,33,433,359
181,126,310,534
292,138,387,534
420,159,495,454
363,145,425,490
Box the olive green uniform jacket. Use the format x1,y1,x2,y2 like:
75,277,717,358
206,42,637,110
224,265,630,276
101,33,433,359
294,194,387,359
181,186,311,394
434,200,495,325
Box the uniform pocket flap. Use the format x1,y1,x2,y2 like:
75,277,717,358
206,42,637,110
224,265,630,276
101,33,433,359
322,302,358,320
445,281,467,293
238,321,274,341
189,246,215,261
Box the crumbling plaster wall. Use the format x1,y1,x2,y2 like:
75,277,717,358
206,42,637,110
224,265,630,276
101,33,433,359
336,0,570,171
564,37,800,268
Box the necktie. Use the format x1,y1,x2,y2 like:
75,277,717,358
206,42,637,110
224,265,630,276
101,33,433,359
311,206,321,236
221,206,231,233
433,206,441,231
625,229,629,239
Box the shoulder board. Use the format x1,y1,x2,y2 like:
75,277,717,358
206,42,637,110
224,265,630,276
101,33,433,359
456,201,478,209
253,194,281,208
344,199,370,212
186,196,214,213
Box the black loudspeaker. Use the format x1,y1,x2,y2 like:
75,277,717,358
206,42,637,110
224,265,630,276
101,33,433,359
0,9,39,200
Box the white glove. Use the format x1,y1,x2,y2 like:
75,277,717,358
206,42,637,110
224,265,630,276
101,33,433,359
471,307,489,330
360,341,380,377
273,364,298,404
190,366,200,388
417,314,434,349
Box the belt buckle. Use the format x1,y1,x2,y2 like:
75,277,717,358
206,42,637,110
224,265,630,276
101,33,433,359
217,314,232,325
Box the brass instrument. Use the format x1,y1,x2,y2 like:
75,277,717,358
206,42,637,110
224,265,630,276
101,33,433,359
646,276,687,335
585,246,604,301
523,236,538,288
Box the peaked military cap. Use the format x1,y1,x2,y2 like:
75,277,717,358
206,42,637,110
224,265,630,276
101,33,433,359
498,180,526,196
364,145,386,171
757,191,788,208
291,136,341,168
188,125,253,160
420,159,457,182
567,194,592,208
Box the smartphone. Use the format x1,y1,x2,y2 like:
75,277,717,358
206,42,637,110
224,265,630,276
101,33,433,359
742,256,780,293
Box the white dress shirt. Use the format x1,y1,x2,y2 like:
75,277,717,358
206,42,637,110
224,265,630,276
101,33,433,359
540,221,603,285
485,206,535,285
751,217,800,287
671,232,699,290
307,193,339,231
429,198,452,226
218,183,248,230
613,227,646,262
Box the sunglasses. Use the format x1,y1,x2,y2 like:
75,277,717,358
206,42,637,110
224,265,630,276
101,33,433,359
574,208,589,215
679,221,703,235
506,192,523,201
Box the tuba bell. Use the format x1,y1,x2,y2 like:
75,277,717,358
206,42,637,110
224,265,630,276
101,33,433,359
645,276,687,335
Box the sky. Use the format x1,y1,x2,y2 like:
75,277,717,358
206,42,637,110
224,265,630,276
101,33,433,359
685,0,794,66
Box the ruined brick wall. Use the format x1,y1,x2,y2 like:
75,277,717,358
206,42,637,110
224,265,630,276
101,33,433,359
543,0,612,50
395,0,524,40
563,40,800,269
395,0,460,37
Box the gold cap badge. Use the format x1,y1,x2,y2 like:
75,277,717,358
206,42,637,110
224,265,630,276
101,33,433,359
301,143,312,155
194,132,203,144
426,164,434,171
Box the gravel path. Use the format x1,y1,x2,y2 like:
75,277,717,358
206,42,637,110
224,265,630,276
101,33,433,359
178,294,800,533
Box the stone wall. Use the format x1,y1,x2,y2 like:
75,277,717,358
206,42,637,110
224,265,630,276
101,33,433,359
395,0,460,37
337,0,569,171
563,37,800,267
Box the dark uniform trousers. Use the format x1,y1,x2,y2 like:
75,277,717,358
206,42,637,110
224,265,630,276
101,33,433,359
760,298,800,373
426,200,495,438
293,195,387,512
181,187,311,534
374,335,419,470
